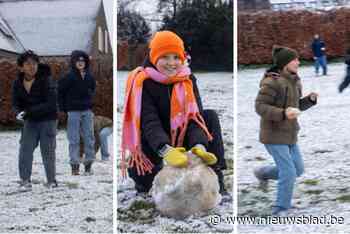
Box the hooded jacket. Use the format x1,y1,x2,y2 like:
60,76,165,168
312,39,326,57
58,50,96,112
255,66,316,144
12,63,57,122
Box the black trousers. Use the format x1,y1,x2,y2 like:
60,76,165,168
128,109,227,192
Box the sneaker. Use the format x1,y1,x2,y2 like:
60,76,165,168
45,180,58,189
71,164,80,175
253,167,268,190
19,180,32,191
272,206,289,216
220,190,233,204
101,157,109,162
84,163,93,175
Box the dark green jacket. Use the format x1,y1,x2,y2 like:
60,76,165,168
255,67,316,144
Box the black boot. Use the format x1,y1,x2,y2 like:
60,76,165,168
84,162,93,175
71,164,80,176
214,169,232,203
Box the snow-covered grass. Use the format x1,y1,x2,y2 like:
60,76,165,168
0,130,113,233
116,71,234,233
238,62,350,233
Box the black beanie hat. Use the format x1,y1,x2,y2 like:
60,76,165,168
272,45,298,69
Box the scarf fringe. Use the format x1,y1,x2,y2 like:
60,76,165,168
121,147,154,178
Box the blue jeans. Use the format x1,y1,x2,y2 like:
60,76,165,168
99,127,112,159
67,110,95,165
314,55,327,75
262,144,304,209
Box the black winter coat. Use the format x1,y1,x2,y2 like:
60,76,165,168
58,70,96,112
12,64,57,121
141,73,209,164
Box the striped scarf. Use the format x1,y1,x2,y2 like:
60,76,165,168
121,66,212,176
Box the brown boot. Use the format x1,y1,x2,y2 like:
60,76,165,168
71,164,80,175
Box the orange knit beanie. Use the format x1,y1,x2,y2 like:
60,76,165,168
149,31,186,65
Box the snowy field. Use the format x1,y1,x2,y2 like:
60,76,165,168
238,62,350,233
0,130,113,233
116,71,234,233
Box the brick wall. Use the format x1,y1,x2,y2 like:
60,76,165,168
238,9,350,64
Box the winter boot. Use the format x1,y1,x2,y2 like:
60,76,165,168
19,179,32,191
253,167,269,191
214,169,232,203
84,162,93,175
71,164,80,176
45,180,58,189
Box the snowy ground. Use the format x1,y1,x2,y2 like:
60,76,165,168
238,62,350,233
116,71,234,233
0,130,113,233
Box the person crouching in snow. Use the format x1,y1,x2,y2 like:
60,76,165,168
12,50,58,189
254,46,318,215
80,115,113,161
121,30,228,197
58,50,96,175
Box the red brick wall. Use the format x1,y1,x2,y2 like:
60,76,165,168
0,61,112,126
238,9,350,65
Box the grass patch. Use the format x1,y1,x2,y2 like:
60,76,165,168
302,179,319,186
336,195,350,203
255,156,266,161
129,200,155,211
64,182,79,189
304,189,323,195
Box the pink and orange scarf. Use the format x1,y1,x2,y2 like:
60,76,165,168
121,66,213,176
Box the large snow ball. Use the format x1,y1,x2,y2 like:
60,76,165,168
151,152,221,219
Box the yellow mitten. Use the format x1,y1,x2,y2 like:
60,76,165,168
191,145,217,165
162,146,188,167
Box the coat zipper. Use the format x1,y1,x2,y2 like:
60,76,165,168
283,87,289,109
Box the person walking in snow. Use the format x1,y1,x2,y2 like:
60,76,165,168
58,50,96,176
12,50,58,189
121,30,228,197
338,48,350,93
311,34,327,76
254,46,318,215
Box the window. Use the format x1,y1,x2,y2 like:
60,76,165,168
98,26,103,52
105,30,108,53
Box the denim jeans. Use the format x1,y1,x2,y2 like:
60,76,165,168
263,144,304,209
67,110,95,165
99,127,112,159
315,55,327,75
19,120,57,183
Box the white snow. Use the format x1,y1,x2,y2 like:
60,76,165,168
238,62,350,232
0,130,113,233
116,71,234,232
0,0,101,56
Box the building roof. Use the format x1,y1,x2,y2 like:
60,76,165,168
0,15,23,53
0,0,102,56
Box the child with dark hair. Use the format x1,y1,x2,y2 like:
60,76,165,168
58,50,96,176
12,50,58,189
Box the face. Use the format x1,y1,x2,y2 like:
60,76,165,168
76,57,86,70
155,53,182,77
314,34,319,39
284,58,300,74
21,58,38,80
